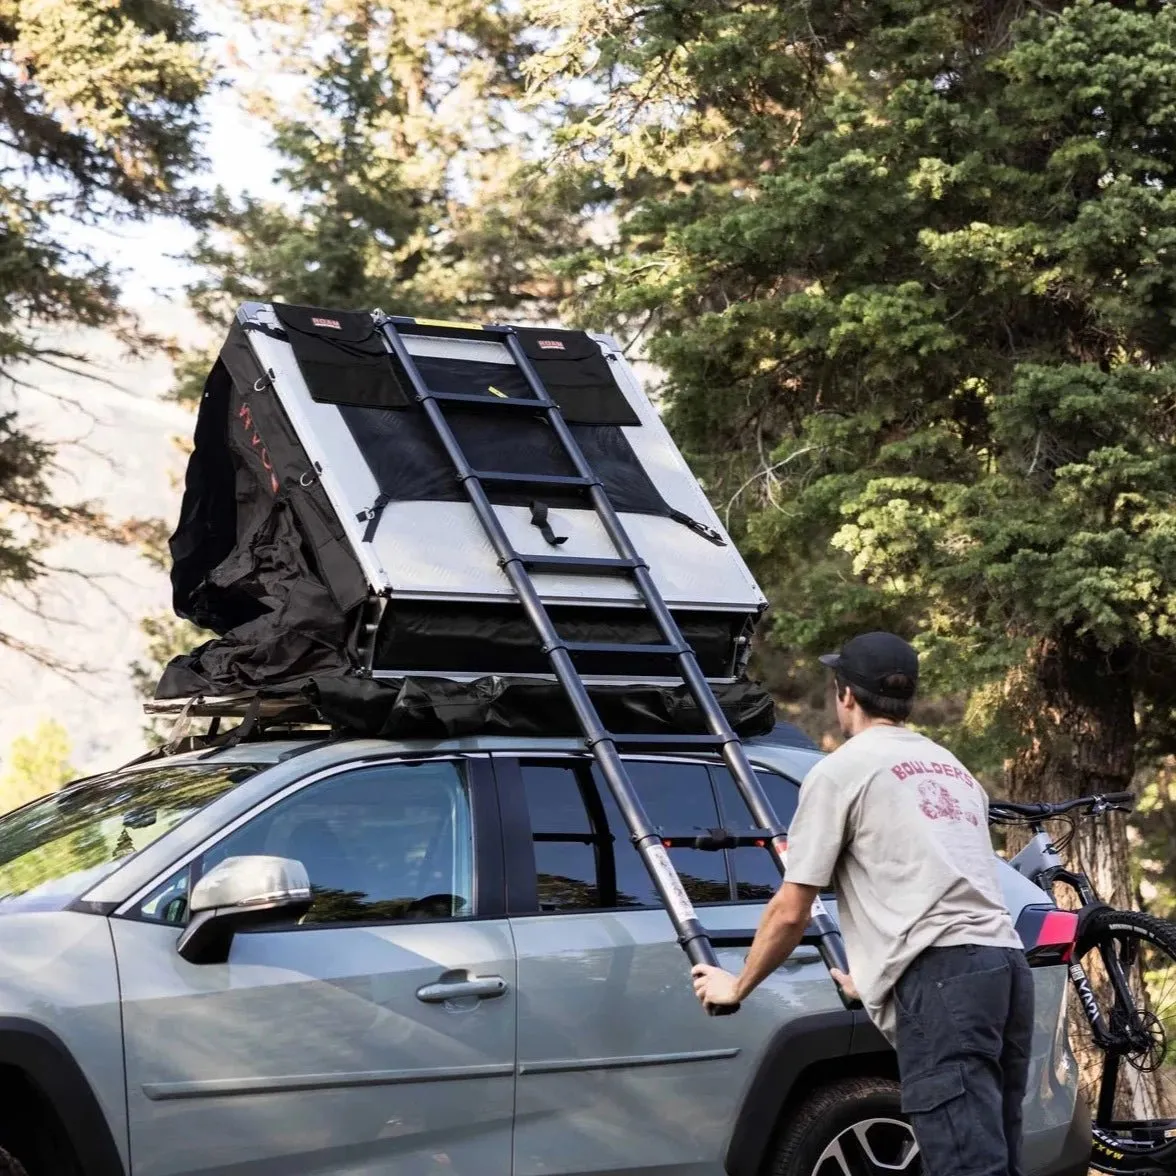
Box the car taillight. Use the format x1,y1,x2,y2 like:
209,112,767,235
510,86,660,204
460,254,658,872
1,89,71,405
1016,905,1078,965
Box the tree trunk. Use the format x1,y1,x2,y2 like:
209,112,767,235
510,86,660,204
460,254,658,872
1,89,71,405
1005,625,1135,908
1003,628,1167,1120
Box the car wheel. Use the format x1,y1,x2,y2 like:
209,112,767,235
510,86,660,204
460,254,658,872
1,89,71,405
768,1077,920,1176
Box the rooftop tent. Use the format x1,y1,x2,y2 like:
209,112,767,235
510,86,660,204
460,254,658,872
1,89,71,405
157,301,773,739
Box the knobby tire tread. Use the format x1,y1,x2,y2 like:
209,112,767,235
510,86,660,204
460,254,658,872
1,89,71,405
1079,906,1176,1174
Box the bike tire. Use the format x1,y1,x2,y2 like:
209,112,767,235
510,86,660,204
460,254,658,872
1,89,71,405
1071,906,1176,1174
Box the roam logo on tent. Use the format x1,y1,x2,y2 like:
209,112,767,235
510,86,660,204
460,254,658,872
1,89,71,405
537,339,566,351
312,316,342,330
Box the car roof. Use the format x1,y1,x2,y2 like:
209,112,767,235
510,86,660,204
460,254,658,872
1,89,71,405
147,719,820,771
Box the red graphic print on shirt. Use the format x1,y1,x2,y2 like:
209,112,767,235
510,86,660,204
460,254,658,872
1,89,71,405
918,779,979,826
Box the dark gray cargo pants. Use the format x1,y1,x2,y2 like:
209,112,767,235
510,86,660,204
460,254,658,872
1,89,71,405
894,943,1035,1176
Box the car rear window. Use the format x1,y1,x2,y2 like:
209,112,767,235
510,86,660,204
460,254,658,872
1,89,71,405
520,757,800,911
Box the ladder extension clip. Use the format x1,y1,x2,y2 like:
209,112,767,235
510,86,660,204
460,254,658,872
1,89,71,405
658,827,775,851
582,733,617,751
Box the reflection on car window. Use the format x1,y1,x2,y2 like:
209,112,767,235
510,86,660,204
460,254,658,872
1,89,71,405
712,766,800,901
143,761,476,928
521,759,732,912
593,761,731,906
520,758,803,912
0,763,260,913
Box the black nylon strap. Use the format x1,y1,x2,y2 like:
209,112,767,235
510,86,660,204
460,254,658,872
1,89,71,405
241,321,289,342
358,492,392,542
221,696,263,748
529,500,567,547
669,509,727,547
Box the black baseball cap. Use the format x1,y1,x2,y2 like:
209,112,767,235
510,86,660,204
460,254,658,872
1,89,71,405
819,632,919,699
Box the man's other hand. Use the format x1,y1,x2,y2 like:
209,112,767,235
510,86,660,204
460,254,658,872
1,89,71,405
830,967,859,1001
691,964,741,1008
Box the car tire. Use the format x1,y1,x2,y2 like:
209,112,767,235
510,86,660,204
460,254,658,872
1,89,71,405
768,1077,920,1176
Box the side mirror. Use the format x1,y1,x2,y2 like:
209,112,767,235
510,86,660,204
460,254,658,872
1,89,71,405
177,855,313,965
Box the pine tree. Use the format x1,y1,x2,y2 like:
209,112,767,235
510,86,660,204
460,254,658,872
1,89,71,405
179,0,585,372
0,0,208,660
539,0,1176,892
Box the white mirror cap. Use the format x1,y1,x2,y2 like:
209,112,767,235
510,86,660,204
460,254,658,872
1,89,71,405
189,855,312,915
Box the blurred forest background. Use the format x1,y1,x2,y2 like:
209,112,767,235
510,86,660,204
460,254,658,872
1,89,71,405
1,0,1176,925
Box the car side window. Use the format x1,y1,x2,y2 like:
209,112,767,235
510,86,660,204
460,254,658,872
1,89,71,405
711,765,801,901
519,758,731,912
134,760,474,928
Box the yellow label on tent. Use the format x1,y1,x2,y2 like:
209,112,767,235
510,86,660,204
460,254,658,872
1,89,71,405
488,386,508,398
414,317,480,330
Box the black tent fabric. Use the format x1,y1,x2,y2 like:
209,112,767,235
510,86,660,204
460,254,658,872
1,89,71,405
159,322,367,698
271,302,410,409
506,326,640,426
303,674,776,741
262,304,640,425
374,600,752,679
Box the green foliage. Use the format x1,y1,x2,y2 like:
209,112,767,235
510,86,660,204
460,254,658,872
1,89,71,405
181,0,586,343
534,0,1176,802
0,0,208,657
0,718,74,815
0,761,244,903
1133,767,1176,917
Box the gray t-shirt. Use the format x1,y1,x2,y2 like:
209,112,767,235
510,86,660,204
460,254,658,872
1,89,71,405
785,724,1020,1042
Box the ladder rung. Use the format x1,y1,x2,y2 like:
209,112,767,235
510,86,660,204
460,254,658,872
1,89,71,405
471,470,596,489
517,555,642,575
427,391,547,411
707,929,823,949
608,734,731,752
564,641,682,656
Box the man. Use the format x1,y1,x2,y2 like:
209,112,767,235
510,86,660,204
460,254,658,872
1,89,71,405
692,631,1033,1176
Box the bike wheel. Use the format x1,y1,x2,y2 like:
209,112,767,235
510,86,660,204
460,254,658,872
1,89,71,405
1069,907,1176,1174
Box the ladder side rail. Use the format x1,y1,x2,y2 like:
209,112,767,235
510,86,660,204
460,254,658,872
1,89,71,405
378,321,737,1007
500,329,856,1005
499,329,795,862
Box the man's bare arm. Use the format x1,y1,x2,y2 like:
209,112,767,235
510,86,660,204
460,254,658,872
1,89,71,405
692,881,820,1007
734,881,820,999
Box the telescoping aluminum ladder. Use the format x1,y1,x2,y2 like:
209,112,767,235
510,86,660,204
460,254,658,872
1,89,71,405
377,315,855,1015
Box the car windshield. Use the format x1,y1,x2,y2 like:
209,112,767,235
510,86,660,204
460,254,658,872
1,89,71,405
0,761,263,913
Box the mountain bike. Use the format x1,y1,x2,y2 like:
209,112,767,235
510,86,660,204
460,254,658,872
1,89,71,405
989,792,1176,1175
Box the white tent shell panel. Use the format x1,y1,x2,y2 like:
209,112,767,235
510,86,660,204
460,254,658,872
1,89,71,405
239,301,767,613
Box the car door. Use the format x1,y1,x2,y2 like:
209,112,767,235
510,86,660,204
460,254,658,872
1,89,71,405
111,755,516,1176
498,753,839,1176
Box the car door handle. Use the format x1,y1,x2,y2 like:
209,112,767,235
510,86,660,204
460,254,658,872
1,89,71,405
416,975,508,1003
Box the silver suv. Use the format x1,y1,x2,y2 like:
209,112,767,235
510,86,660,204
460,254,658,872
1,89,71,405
0,725,1090,1176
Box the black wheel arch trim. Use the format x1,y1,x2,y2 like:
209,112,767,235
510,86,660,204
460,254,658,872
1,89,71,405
724,1008,893,1176
0,1017,126,1176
